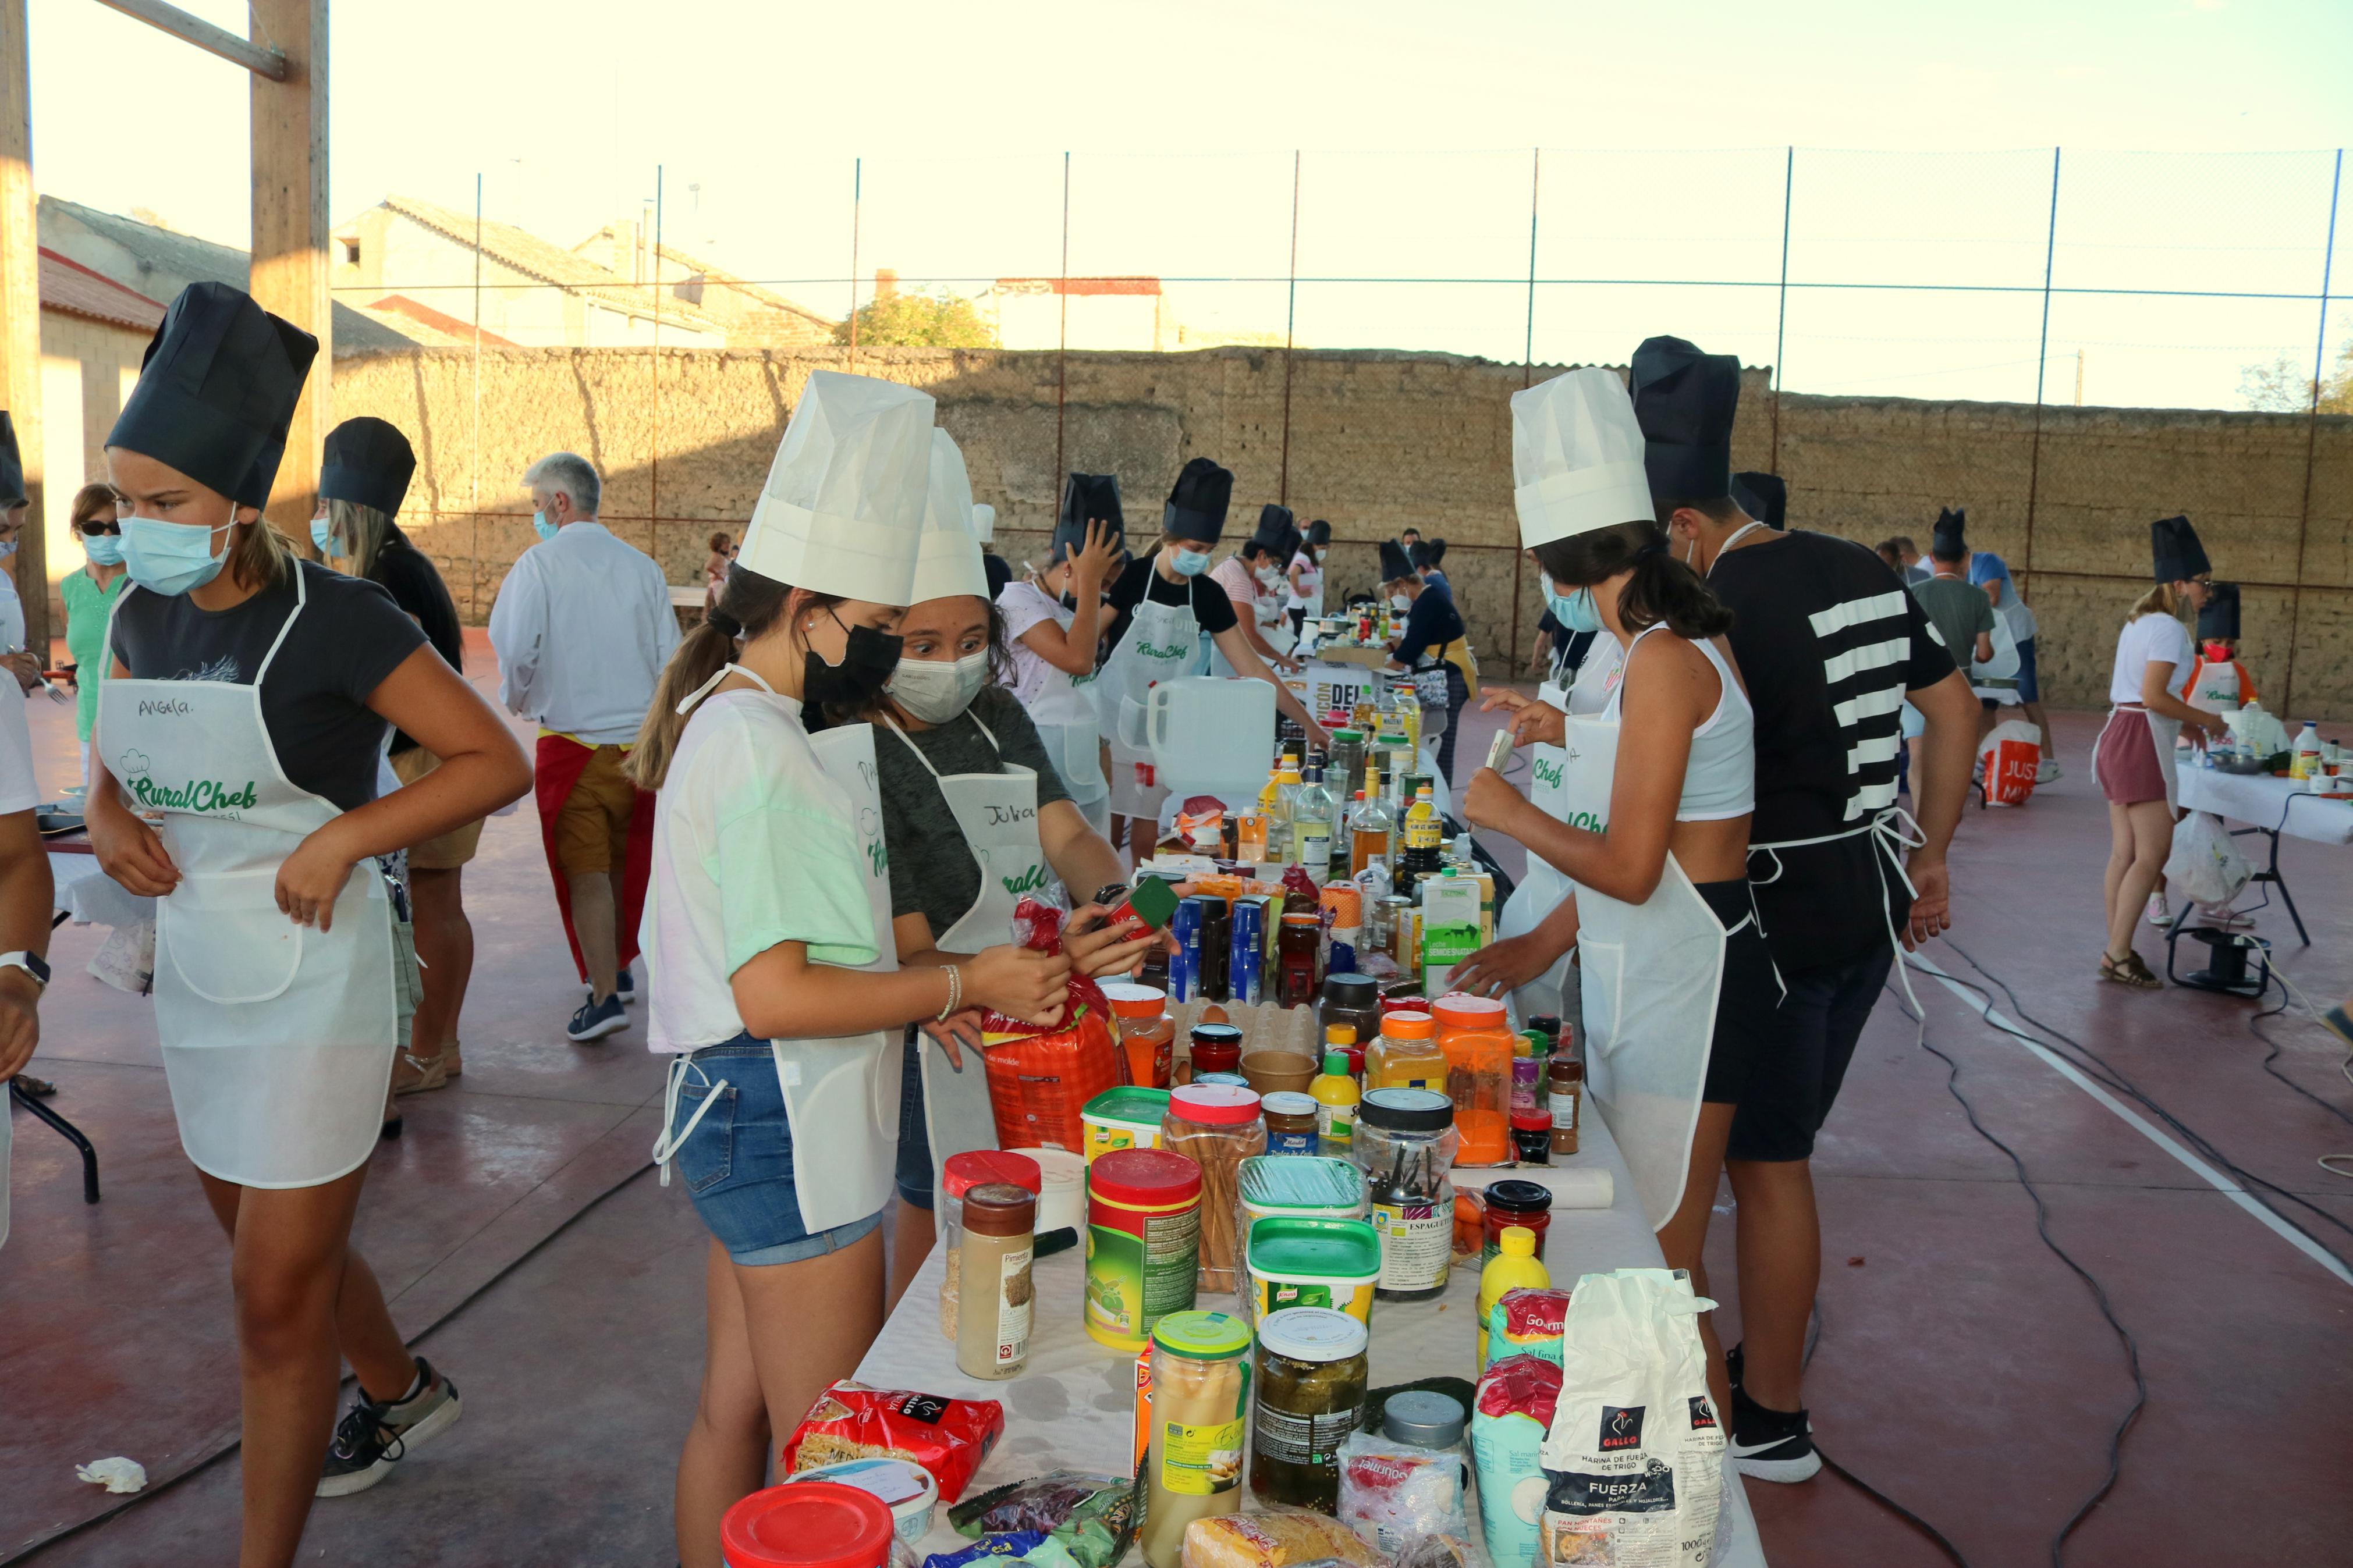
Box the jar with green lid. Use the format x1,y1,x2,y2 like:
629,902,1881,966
1250,1306,1369,1513
1141,1311,1254,1568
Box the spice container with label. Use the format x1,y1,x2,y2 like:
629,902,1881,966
1102,982,1176,1089
1250,1307,1370,1513
1140,1311,1255,1568
1547,1053,1582,1155
1086,1147,1203,1352
1365,1009,1443,1093
1163,1085,1268,1292
1510,1034,1543,1115
954,1183,1035,1380
937,1150,1042,1342
1261,1091,1322,1156
1352,1087,1459,1302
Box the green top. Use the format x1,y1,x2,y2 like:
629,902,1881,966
61,568,127,742
1084,1086,1173,1127
1244,1217,1383,1279
1151,1310,1252,1360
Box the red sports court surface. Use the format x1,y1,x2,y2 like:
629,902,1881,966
3,653,2347,1567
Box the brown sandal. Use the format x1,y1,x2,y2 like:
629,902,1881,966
2099,951,2160,989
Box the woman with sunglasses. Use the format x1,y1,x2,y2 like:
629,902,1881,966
64,483,129,781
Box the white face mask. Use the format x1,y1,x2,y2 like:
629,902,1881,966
1255,564,1281,588
1389,593,1411,613
888,650,991,724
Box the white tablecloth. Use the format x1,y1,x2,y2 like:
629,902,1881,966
2177,769,2353,847
851,1109,1766,1568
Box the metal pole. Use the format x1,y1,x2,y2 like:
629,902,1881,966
1280,150,1300,506
847,157,861,368
2281,145,2342,719
1055,150,1069,492
2022,147,2061,584
471,170,482,618
650,163,663,559
1769,146,1793,474
1522,147,1539,388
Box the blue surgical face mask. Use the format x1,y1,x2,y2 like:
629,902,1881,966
310,517,346,560
1169,547,1211,578
123,515,232,596
1545,573,1603,635
0,538,16,560
81,532,125,567
533,510,559,541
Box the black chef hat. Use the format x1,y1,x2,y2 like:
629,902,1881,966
2150,514,2210,583
1729,471,1785,530
1305,518,1331,549
1631,335,1741,505
1931,506,1968,561
1163,457,1233,545
2196,581,2240,642
0,412,22,508
1378,539,1415,584
1250,503,1297,561
320,416,417,515
1052,472,1123,565
108,281,317,508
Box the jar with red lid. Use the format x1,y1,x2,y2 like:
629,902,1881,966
1188,1023,1244,1080
1510,1109,1553,1165
1379,992,1428,1015
722,1480,896,1568
1479,1177,1553,1265
1162,1085,1266,1291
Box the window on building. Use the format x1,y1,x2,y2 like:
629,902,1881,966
342,239,360,264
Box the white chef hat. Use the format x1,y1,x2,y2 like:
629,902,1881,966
971,503,996,545
740,369,936,604
1510,367,1656,548
909,428,989,604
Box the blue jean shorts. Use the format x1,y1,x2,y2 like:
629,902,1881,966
661,1034,883,1265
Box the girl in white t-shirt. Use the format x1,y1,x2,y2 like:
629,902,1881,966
996,518,1122,836
2091,520,2228,988
1283,518,1330,636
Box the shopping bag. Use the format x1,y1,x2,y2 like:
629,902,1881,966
2164,811,2253,909
1978,720,2041,806
976,898,1122,1153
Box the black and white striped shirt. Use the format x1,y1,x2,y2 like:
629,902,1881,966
1711,531,1955,969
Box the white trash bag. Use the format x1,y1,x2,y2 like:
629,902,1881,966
1538,1268,1725,1568
2164,810,2253,911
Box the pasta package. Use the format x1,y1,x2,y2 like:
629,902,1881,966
782,1382,1007,1503
1179,1512,1386,1568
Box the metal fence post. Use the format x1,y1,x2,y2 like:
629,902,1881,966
1510,147,1541,677
2282,146,2343,720
1769,145,1792,474
2023,147,2062,586
847,157,861,369
1055,150,1069,495
1280,150,1301,506
650,163,662,561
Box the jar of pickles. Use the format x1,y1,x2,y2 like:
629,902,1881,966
1250,1307,1369,1513
1141,1311,1255,1568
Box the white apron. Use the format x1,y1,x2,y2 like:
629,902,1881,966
1495,678,1578,1024
94,573,398,1189
882,712,1057,1192
1560,681,1725,1233
1097,573,1207,818
654,666,903,1233
2092,703,2181,815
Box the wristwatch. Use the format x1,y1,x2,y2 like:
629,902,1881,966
0,951,50,990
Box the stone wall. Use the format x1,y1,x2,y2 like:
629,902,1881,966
332,343,2353,717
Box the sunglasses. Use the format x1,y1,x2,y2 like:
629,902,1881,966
79,521,121,536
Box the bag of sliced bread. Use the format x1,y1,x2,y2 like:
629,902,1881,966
1536,1270,1724,1567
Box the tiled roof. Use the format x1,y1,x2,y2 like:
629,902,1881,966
993,276,1163,296
573,225,835,330
382,197,727,333
40,247,165,330
349,295,518,350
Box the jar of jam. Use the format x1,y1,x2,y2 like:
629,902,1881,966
1510,1110,1553,1166
1479,1177,1553,1266
1261,1091,1321,1156
1190,1023,1245,1080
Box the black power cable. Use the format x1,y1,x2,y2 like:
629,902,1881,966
1801,1308,1973,1568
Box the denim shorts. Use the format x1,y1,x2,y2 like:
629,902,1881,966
662,1034,884,1265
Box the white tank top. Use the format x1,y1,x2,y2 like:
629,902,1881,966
1606,624,1756,822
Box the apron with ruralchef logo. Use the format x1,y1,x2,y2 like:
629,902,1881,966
881,710,1057,1192
1096,570,1208,818
95,573,399,1189
1494,678,1581,1024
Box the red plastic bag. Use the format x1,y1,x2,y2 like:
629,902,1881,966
780,1382,1006,1502
977,898,1121,1153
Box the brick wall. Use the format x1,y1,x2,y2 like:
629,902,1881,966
332,344,2353,718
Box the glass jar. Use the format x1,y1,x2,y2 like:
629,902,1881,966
1431,993,1515,1167
1326,728,1368,803
1141,1311,1255,1568
1103,982,1176,1089
1162,1085,1268,1292
1188,1023,1245,1081
1277,912,1323,1009
1478,1177,1553,1266
1351,1088,1458,1302
1365,1009,1443,1093
1548,1053,1582,1155
1250,1306,1369,1513
954,1183,1036,1380
1319,973,1383,1064
937,1150,1042,1342
1261,1091,1321,1157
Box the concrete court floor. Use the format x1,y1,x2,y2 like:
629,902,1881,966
5,644,2351,1567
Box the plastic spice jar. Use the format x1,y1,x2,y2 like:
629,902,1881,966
1431,993,1516,1167
1548,1054,1582,1155
1086,1147,1203,1352
1260,1091,1322,1157
954,1183,1036,1380
1163,1085,1268,1292
1188,1023,1245,1080
937,1150,1042,1342
1141,1311,1255,1568
1478,1178,1554,1267
1250,1306,1371,1513
1351,1087,1460,1302
1365,1009,1444,1094
721,1480,897,1568
1102,982,1176,1089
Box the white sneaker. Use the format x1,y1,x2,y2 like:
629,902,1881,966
2146,891,2172,927
2036,759,2062,783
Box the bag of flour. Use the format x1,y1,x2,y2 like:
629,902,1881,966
1537,1270,1724,1568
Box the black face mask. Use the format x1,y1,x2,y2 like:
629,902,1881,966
803,609,904,710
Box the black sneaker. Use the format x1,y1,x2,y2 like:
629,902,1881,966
567,991,627,1043
616,966,636,1005
1729,1383,1820,1482
317,1358,462,1498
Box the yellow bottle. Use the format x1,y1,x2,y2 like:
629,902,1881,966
1310,1036,1361,1152
1476,1225,1551,1372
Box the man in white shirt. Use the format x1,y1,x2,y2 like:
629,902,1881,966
487,452,680,1043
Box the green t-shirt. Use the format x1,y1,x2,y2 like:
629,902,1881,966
61,568,127,742
1909,575,1993,670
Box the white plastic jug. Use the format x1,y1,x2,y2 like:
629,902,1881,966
1141,676,1275,797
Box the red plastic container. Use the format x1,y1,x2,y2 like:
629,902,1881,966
722,1480,895,1568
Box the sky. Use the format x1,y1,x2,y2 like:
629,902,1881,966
29,0,2353,408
